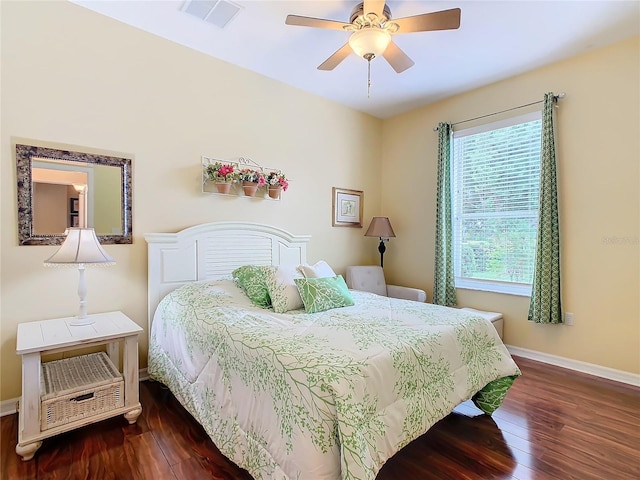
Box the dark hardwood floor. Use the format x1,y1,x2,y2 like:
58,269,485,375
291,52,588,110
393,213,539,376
2,356,639,479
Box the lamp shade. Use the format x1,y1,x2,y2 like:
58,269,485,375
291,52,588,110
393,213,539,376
44,228,115,266
365,217,396,238
348,28,391,58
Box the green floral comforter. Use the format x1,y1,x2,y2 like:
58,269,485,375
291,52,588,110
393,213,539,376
148,280,520,480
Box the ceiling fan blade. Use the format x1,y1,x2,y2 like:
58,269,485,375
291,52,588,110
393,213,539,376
318,43,353,71
382,41,415,73
363,0,386,18
285,15,350,31
393,8,461,34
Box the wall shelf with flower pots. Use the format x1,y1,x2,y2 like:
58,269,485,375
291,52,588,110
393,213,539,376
201,156,289,201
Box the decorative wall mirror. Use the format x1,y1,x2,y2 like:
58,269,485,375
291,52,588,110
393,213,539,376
16,144,132,245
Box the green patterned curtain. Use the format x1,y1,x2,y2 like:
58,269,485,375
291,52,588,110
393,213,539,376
528,93,562,323
433,122,457,306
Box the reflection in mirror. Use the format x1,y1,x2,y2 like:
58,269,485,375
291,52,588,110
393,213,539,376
32,160,122,235
16,144,132,245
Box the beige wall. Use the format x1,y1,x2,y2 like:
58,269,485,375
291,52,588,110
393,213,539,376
0,2,381,401
382,36,640,374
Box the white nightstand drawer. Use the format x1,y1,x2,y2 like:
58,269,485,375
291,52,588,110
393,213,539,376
41,352,124,430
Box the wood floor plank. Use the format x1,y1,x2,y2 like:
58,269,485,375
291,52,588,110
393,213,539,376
31,417,135,479
138,381,193,466
1,355,638,479
123,431,176,480
501,430,545,464
539,424,640,478
0,409,36,480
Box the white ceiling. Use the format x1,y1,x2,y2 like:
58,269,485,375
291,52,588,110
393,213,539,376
72,0,639,119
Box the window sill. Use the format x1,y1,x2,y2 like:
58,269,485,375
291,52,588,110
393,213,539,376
455,279,531,297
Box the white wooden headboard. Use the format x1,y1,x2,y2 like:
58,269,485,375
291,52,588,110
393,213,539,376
144,222,310,333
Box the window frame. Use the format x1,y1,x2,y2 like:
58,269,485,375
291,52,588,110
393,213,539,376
451,110,542,296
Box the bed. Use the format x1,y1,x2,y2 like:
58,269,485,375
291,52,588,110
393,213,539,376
145,222,520,480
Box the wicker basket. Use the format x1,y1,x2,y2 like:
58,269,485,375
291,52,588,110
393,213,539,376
41,352,124,431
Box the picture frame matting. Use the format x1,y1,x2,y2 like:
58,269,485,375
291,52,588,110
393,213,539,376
332,187,363,228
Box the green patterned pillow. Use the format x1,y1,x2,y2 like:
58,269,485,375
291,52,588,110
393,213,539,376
294,275,355,314
232,265,271,308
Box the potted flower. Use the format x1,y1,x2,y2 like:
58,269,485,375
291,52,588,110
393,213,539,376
206,162,237,194
238,168,265,197
265,170,288,199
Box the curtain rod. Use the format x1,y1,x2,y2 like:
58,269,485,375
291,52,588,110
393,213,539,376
432,93,565,131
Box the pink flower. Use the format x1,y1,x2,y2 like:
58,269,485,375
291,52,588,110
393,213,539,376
219,165,234,177
206,162,238,182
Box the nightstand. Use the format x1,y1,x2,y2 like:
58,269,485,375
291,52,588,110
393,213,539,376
15,311,143,461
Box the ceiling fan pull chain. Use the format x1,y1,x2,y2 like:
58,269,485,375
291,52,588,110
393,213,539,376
367,58,372,98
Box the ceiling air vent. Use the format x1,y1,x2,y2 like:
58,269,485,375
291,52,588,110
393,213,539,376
182,0,242,29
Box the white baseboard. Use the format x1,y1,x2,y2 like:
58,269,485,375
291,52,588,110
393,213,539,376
506,345,640,387
1,398,20,418
1,368,151,418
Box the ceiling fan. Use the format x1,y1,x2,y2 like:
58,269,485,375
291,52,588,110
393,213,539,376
285,0,461,74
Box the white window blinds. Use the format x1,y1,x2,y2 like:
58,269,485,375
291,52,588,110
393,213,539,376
452,111,542,295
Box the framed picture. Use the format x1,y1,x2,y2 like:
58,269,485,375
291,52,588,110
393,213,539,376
332,187,363,228
70,198,79,214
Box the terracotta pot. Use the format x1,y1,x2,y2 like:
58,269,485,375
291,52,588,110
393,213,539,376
215,182,232,194
242,181,259,197
268,186,282,199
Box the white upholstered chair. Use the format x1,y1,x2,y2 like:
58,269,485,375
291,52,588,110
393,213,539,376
345,266,427,303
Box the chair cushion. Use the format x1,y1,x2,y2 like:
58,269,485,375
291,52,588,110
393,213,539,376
345,266,388,297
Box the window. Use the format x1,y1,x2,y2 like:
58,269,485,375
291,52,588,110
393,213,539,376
452,111,542,296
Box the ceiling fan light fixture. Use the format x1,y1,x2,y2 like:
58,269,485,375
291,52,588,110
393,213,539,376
348,28,391,59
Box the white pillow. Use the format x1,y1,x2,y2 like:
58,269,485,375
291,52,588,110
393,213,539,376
297,260,336,279
265,265,305,313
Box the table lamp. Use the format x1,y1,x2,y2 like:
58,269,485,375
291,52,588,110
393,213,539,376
44,228,115,326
